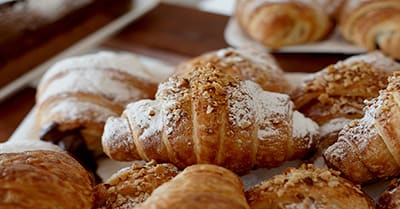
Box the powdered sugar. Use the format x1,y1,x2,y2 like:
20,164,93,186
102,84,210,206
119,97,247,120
102,117,132,151
40,51,157,83
228,80,318,142
38,69,145,105
319,118,352,138
292,111,319,139
124,100,165,140
47,98,117,123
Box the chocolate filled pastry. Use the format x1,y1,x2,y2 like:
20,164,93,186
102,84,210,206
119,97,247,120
234,0,337,49
94,160,179,209
175,47,291,93
324,72,400,185
245,164,374,209
102,65,319,175
337,0,400,59
137,164,249,209
35,51,158,178
377,178,400,209
0,140,94,209
291,52,400,155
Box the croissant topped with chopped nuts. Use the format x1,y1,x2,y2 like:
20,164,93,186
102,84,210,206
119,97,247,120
246,164,374,209
102,65,319,175
291,52,400,153
324,72,400,184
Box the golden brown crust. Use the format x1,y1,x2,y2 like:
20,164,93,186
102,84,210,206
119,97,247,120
291,52,399,157
245,164,374,209
94,160,179,209
338,0,400,59
0,150,93,209
175,47,290,93
235,0,334,49
377,179,400,209
324,72,400,185
137,164,249,209
102,66,319,175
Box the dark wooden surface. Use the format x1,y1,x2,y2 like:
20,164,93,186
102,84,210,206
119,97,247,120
0,3,352,141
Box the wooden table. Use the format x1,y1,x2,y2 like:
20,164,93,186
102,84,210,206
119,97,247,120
0,3,351,141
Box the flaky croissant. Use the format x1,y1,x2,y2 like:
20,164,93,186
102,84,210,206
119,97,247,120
94,160,179,209
137,164,249,209
36,51,158,154
291,52,400,153
102,65,319,175
245,164,374,209
338,0,400,59
0,140,93,209
234,0,335,49
35,51,158,177
324,72,400,184
175,47,291,93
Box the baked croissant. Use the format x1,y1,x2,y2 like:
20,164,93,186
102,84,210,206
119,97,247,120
324,72,400,184
35,51,158,177
102,65,319,175
94,160,179,209
234,0,336,49
175,47,291,93
377,178,400,209
291,52,400,153
338,0,400,59
0,140,94,209
137,164,249,209
245,164,374,209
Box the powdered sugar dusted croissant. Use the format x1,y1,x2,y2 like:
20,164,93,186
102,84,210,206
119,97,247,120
338,0,400,59
137,164,249,209
176,47,291,93
36,51,158,154
235,0,336,49
0,140,93,209
324,72,400,184
102,65,319,174
246,164,374,209
94,160,179,209
291,52,400,153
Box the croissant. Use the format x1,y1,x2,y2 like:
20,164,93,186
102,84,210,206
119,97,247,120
234,0,335,49
0,140,94,209
175,47,291,93
102,65,319,175
137,164,249,209
35,51,158,176
337,0,400,59
377,178,400,209
291,52,400,153
324,72,400,184
245,164,374,209
94,160,179,209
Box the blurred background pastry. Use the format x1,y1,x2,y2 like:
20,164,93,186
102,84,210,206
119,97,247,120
0,0,131,94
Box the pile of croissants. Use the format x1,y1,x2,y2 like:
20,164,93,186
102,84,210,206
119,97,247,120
235,0,400,60
1,47,400,209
